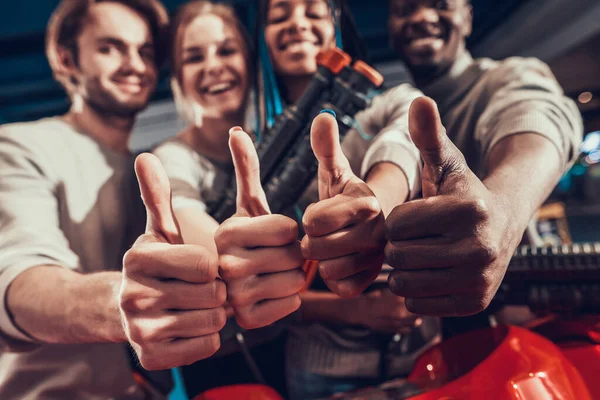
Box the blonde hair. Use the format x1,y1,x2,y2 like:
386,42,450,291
46,0,169,97
169,1,253,126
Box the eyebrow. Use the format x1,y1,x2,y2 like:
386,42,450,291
96,36,154,49
183,37,237,53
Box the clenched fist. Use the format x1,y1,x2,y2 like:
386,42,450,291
214,127,306,330
301,111,386,298
386,97,518,316
120,154,226,370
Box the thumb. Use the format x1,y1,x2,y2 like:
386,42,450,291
229,127,271,217
134,153,182,244
409,97,468,197
310,110,353,197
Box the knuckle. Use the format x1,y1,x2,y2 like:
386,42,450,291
195,251,218,281
212,280,227,306
291,269,307,292
204,333,222,356
385,243,405,270
473,239,499,265
336,281,362,299
141,325,164,343
388,271,404,295
126,323,145,344
122,248,143,273
466,198,490,222
235,311,258,330
300,237,313,259
211,307,228,331
214,220,237,248
219,255,249,281
281,217,299,242
139,354,164,371
302,213,318,237
359,196,382,219
227,288,252,308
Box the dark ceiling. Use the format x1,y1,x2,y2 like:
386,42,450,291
0,0,528,125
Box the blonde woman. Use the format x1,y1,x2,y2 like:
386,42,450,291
154,2,296,397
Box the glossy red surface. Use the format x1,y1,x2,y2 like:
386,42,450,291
535,316,600,400
193,384,283,400
405,325,591,400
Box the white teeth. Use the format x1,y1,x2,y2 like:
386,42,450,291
207,82,234,94
409,37,444,48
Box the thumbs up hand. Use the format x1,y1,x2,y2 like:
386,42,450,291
385,97,513,317
214,127,305,330
120,154,226,370
301,111,386,298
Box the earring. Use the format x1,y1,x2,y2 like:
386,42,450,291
72,92,84,114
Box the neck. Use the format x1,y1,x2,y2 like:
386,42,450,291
186,112,245,163
409,45,468,88
62,102,134,154
281,74,313,104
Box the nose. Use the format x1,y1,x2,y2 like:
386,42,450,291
204,52,225,77
287,6,311,34
124,49,147,75
409,5,440,24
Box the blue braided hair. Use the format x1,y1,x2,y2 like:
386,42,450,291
255,0,344,143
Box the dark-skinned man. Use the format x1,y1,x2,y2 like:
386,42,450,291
384,0,583,316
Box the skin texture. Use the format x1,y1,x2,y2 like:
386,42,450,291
214,128,305,329
120,154,226,370
65,2,159,118
264,0,336,102
388,0,472,85
170,13,251,250
6,2,159,346
384,97,562,316
300,113,386,298
180,14,249,123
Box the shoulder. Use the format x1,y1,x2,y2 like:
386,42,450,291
0,118,74,166
476,56,561,92
358,83,423,124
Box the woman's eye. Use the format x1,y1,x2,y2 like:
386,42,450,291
267,9,287,24
220,47,238,57
184,54,204,64
306,4,329,19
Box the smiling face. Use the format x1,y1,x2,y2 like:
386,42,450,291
178,14,249,120
264,0,336,78
388,0,472,79
71,2,158,117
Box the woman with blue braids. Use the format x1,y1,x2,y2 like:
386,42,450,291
256,1,440,399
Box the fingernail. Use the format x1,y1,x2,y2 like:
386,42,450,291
229,126,244,134
320,109,336,118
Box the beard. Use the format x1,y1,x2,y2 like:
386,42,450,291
82,76,150,118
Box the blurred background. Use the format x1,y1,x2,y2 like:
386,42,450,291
1,0,599,241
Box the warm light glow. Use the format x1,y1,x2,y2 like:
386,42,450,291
578,91,593,104
427,364,434,372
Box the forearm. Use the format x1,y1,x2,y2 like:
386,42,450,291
365,162,410,217
300,290,356,325
484,133,563,235
6,266,126,344
174,206,219,255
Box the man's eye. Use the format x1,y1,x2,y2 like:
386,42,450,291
140,49,155,62
98,45,116,54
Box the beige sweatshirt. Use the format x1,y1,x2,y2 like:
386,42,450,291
0,118,170,399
